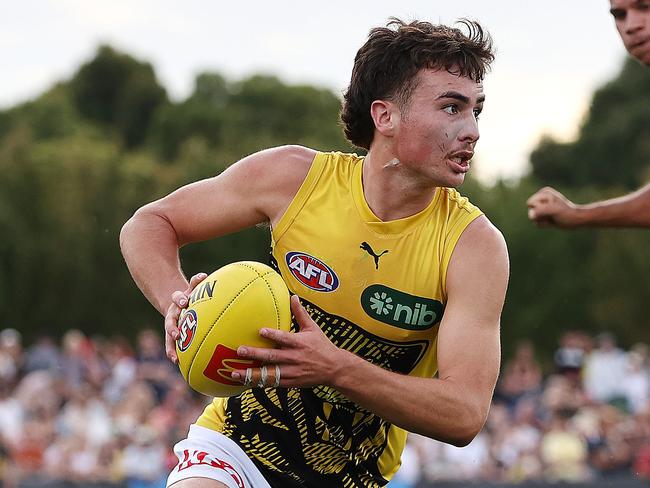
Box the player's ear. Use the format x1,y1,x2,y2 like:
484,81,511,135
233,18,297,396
370,100,398,137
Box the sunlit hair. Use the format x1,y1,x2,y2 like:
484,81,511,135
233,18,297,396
340,18,495,150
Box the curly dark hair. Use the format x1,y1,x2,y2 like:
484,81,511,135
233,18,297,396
340,18,495,150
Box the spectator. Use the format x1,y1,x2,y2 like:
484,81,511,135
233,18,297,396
121,425,168,488
0,378,23,446
135,328,176,402
23,333,60,374
61,330,87,386
500,397,543,481
0,328,22,387
497,340,542,411
553,331,587,385
591,404,637,478
540,409,592,482
58,381,113,447
620,348,650,414
583,333,629,405
103,335,137,404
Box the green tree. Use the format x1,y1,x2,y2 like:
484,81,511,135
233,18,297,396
530,58,650,189
0,47,352,342
70,45,167,148
150,73,228,160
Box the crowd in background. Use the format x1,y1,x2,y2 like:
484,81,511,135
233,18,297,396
391,332,650,487
0,327,648,488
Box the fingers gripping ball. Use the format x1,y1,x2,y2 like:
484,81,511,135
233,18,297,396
176,261,291,397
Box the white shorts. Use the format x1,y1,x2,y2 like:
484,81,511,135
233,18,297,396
167,424,271,488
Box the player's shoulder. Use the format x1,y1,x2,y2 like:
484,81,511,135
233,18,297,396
250,144,317,171
234,145,319,224
460,215,508,259
463,214,506,249
448,215,509,293
235,145,314,191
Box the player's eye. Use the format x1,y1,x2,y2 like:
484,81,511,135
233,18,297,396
443,105,459,115
611,9,626,20
473,108,482,120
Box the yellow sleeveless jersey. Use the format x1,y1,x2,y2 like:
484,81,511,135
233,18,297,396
196,151,483,487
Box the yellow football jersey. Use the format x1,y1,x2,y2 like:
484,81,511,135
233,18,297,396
197,151,483,487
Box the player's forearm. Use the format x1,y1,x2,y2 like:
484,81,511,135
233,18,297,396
119,209,189,314
332,351,487,446
573,184,650,227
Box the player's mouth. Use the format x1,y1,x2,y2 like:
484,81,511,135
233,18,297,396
629,37,649,53
448,150,473,173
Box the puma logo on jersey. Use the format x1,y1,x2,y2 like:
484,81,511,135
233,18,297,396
360,242,388,270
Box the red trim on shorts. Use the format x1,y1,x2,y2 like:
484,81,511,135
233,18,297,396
177,449,245,488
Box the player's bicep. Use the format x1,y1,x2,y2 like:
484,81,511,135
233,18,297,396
140,145,315,245
437,217,509,409
152,164,267,245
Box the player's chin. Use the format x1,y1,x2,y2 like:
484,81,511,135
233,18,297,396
442,171,467,188
640,50,650,67
628,41,650,65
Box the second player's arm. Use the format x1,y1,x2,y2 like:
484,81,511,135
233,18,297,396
528,184,650,228
569,183,650,227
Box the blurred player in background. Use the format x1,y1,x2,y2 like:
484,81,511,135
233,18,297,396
527,0,650,228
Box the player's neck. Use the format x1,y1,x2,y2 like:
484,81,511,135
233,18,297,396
363,150,438,222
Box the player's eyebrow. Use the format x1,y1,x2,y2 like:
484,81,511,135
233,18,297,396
436,91,485,104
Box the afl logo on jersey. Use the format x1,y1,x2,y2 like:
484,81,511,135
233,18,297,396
177,309,198,352
286,252,339,292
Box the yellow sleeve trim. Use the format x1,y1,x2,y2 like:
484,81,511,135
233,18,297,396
271,151,327,245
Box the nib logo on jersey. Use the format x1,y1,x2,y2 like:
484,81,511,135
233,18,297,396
361,285,444,330
286,252,339,292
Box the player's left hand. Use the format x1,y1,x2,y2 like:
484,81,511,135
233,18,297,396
231,295,351,388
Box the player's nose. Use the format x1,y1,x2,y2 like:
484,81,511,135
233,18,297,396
624,10,645,34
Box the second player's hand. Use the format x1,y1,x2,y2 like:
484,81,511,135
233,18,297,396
164,272,208,364
527,186,580,228
232,295,353,388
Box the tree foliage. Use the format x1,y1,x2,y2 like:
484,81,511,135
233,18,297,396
0,46,349,342
530,58,650,189
70,45,168,148
0,47,647,357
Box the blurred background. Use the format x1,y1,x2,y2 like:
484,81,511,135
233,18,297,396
0,1,648,487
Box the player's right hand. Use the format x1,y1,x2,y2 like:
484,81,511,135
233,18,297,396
164,272,207,364
526,186,580,228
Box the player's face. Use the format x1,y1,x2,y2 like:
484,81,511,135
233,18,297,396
610,0,650,65
392,68,484,188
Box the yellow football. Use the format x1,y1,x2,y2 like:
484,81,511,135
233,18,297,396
176,261,291,397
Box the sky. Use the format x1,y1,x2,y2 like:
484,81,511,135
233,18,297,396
1,0,628,184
